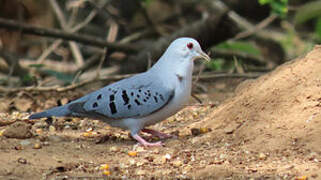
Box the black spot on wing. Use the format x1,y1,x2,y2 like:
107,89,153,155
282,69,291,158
109,102,117,114
130,92,134,96
153,96,158,103
122,90,129,105
92,102,98,108
134,99,141,105
127,104,131,109
109,95,115,101
159,94,165,101
137,94,140,98
148,90,175,115
97,94,102,100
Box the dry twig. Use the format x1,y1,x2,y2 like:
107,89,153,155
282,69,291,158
0,18,138,52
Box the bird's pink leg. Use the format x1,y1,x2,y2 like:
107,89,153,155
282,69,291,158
142,128,172,139
132,134,163,147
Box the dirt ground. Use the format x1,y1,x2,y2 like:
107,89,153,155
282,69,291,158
0,46,321,180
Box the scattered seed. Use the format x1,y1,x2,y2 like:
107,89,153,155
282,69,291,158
35,128,43,134
33,143,42,149
295,176,307,180
102,170,111,176
128,151,138,157
100,164,109,170
0,129,4,136
200,127,211,134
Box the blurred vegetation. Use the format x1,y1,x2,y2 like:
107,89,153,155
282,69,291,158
0,0,319,87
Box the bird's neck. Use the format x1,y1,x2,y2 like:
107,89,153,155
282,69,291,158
149,54,194,84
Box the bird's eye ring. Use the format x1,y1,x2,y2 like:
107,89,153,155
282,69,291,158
187,42,193,49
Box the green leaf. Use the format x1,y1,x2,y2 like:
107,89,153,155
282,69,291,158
28,64,45,68
259,0,271,5
258,0,288,18
21,74,36,86
215,41,261,56
42,70,73,84
206,58,225,71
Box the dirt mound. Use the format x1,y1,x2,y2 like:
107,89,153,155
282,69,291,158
186,46,321,178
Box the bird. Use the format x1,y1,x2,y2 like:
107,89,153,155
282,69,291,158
29,37,210,147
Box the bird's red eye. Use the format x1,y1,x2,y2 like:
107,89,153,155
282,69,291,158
187,42,193,49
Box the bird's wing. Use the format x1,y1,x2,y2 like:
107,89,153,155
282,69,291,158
67,74,175,120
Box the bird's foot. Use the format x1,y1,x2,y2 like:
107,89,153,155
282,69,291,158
142,128,173,139
132,134,164,147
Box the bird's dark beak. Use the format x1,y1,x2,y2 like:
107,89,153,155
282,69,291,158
197,50,211,62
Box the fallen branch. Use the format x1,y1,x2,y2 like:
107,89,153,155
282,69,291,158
0,18,139,53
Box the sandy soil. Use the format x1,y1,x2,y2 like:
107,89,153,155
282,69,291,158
0,46,320,179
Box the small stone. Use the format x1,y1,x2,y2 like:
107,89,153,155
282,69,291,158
258,153,267,160
136,169,146,176
191,128,201,136
219,154,226,159
224,126,235,134
3,122,32,139
17,157,27,164
20,140,31,146
79,120,87,127
109,146,120,152
43,141,50,146
161,153,171,163
129,159,136,165
136,161,144,166
14,145,23,150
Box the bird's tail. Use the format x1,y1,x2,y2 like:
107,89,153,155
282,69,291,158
29,105,71,119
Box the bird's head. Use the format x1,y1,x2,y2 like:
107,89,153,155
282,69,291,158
166,37,210,63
